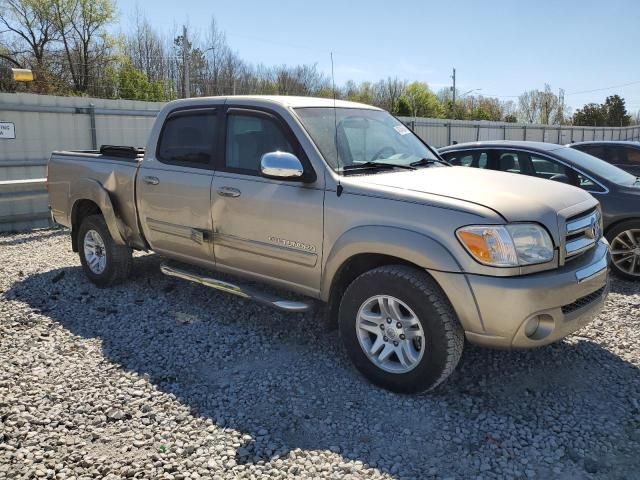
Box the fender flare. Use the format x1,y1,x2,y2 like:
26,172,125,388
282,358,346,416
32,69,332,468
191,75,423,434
70,178,127,246
321,225,462,301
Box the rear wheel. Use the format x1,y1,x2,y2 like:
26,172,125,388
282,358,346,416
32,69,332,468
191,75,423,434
78,214,132,287
606,220,640,281
338,265,464,393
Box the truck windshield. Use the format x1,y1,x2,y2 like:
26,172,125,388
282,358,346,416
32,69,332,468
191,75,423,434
295,107,440,173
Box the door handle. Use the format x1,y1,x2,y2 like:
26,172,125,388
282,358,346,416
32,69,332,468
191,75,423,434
217,186,241,198
143,176,159,185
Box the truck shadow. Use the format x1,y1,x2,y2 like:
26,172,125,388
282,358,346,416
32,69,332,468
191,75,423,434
6,254,640,478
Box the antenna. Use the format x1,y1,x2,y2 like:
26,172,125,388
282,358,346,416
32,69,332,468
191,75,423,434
331,52,343,196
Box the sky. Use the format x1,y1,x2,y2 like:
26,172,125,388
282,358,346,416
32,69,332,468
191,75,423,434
114,0,640,113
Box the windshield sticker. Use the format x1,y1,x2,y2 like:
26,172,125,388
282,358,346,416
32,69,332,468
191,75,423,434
394,124,411,135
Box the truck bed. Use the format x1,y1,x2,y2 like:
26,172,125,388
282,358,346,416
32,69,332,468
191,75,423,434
48,146,146,249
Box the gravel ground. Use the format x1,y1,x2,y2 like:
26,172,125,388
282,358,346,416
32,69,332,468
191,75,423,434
1,229,639,480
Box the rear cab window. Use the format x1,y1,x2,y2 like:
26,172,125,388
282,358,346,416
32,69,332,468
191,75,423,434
157,109,217,168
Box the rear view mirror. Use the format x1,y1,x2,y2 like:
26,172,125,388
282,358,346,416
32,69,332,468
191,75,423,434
260,152,304,180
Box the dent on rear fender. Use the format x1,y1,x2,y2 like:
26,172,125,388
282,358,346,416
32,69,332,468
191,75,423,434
70,178,126,245
320,225,462,301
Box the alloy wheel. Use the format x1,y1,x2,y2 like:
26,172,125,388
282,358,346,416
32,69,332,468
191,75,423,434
355,295,425,374
610,229,640,277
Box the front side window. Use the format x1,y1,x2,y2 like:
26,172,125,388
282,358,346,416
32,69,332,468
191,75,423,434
225,113,293,173
157,110,217,167
295,107,439,172
529,154,602,192
496,152,524,174
442,151,488,168
443,152,474,167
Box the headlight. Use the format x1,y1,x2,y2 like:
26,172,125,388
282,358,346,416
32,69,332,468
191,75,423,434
456,224,554,267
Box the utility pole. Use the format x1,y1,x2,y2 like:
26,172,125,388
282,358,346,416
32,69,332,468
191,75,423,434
451,68,456,104
451,67,456,118
183,25,190,98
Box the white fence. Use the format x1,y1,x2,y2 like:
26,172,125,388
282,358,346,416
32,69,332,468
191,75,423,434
0,93,162,231
398,117,640,148
1,92,639,232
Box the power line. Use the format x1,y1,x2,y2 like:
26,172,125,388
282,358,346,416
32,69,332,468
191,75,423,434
566,80,640,96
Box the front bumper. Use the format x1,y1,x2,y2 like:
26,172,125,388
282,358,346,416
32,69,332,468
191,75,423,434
430,238,610,349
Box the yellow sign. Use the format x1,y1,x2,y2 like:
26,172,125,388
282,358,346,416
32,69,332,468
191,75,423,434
12,69,34,82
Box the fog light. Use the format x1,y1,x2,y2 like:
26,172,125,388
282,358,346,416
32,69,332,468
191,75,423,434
524,314,554,340
525,316,540,338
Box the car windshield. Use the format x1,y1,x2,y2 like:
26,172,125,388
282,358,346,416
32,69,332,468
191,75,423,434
295,107,440,173
556,147,637,185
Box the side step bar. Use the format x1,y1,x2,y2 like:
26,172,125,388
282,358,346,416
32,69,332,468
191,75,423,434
160,263,312,313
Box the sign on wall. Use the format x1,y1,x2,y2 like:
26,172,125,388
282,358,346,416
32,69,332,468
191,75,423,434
0,122,16,139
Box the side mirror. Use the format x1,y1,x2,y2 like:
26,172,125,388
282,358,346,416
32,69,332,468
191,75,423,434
260,152,304,180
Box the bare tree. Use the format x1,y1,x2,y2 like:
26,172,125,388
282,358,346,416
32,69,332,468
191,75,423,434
0,0,59,91
52,0,116,93
518,89,541,123
125,8,166,82
203,17,228,95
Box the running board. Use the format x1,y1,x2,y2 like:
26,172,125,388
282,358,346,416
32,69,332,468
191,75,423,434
160,263,312,313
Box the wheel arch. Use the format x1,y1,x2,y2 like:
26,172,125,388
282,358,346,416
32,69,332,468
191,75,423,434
604,216,640,237
320,226,462,326
70,178,127,251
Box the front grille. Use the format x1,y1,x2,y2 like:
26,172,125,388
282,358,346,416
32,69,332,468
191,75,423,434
561,286,606,315
564,208,601,261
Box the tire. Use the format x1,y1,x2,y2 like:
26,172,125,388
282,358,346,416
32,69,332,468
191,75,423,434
77,214,132,287
606,220,640,281
338,265,464,393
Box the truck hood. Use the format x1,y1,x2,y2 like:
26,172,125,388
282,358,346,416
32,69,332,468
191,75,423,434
344,166,597,223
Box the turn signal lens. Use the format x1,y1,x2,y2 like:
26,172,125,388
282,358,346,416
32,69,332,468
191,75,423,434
457,226,518,267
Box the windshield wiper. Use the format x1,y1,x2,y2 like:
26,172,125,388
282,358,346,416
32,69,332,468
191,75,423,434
410,157,451,167
340,161,416,173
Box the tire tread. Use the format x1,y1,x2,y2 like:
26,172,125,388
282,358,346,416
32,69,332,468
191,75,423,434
340,264,464,392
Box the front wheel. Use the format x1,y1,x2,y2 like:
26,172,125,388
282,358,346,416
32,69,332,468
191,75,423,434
338,265,464,393
78,214,132,287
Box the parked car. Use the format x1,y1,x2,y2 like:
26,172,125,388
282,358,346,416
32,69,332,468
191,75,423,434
568,141,640,176
439,141,640,280
48,97,610,393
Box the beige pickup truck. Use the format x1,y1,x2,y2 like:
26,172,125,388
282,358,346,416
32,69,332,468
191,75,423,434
48,96,610,393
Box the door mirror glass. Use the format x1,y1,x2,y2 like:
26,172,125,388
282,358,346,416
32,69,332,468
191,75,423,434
260,152,304,180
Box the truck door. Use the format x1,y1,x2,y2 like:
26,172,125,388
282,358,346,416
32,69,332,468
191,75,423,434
211,107,324,295
137,107,219,267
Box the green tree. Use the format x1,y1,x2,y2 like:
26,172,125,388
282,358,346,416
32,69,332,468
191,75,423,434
115,59,166,101
604,95,631,127
573,95,631,127
401,81,444,118
572,103,606,126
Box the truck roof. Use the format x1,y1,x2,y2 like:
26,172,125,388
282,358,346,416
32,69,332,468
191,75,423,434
167,95,381,110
